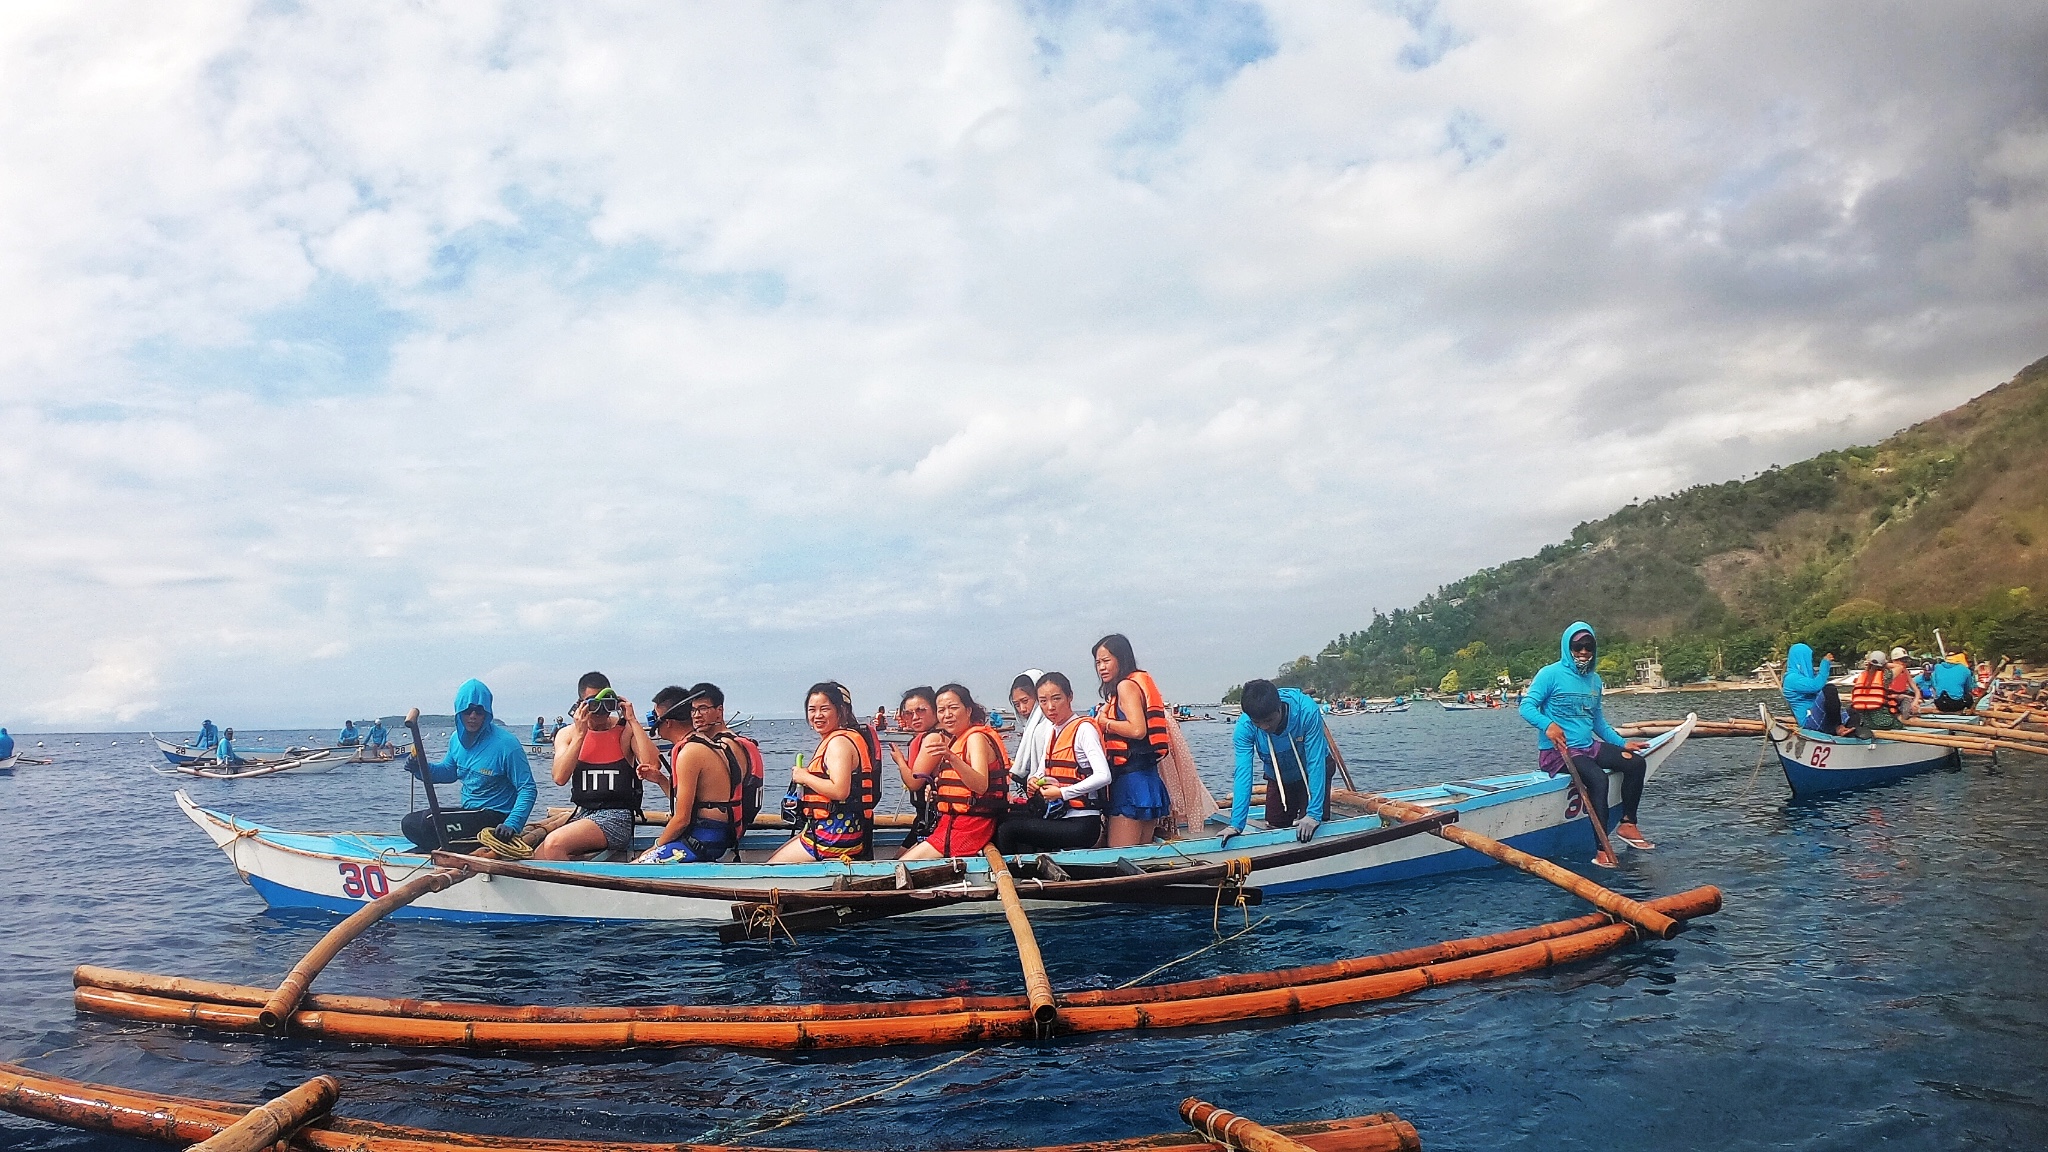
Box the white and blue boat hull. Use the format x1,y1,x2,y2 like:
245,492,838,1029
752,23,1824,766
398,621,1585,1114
1760,706,1959,798
176,715,1695,923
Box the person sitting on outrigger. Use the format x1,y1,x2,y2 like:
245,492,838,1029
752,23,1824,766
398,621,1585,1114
1219,679,1332,849
1518,622,1652,869
216,727,243,764
338,720,360,746
638,683,744,863
899,683,1008,860
768,681,877,863
887,686,946,850
517,672,658,862
1093,633,1174,848
531,716,547,744
194,719,219,752
403,679,538,853
996,671,1111,854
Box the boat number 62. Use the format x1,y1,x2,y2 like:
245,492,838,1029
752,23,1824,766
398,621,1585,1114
338,862,390,899
1809,746,1830,768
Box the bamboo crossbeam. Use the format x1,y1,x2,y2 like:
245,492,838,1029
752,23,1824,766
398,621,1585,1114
983,845,1057,1028
1181,1098,1320,1152
261,867,471,1030
0,1062,1416,1152
73,889,1720,1051
1348,793,1680,939
1912,718,2048,744
185,1075,337,1152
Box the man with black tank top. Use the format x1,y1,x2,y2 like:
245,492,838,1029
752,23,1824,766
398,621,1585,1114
639,683,748,863
531,672,658,861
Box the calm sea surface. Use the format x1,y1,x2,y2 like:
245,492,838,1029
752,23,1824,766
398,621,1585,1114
3,690,2045,1150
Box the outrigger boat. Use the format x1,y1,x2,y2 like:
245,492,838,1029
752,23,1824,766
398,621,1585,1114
173,715,1698,924
152,735,343,768
1759,705,1960,797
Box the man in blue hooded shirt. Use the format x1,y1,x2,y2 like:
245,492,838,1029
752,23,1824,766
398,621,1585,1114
1518,622,1652,869
0,728,14,760
1219,679,1332,847
216,728,242,764
401,679,539,852
194,720,219,751
339,720,360,746
1781,644,1834,725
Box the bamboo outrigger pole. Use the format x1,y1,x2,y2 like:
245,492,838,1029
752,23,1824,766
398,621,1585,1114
1182,1098,1350,1152
260,866,472,1030
983,844,1057,1029
1349,792,1680,939
185,1076,338,1152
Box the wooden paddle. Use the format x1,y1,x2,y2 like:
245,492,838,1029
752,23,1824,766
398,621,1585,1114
1321,719,1357,792
1554,743,1621,865
402,708,448,851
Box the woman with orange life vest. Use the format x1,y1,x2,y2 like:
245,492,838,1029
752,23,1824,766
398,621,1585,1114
1846,650,1903,731
996,671,1111,854
1094,633,1173,848
899,683,1009,860
767,681,878,864
886,686,946,849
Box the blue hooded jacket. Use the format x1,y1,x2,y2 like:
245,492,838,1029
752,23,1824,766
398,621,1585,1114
1519,621,1626,751
1931,659,1976,701
1228,687,1331,831
0,728,13,759
1781,644,1832,719
407,679,538,831
195,720,218,748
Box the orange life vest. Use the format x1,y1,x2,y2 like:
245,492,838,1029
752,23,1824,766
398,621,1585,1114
1043,715,1106,813
934,724,1008,816
1849,668,1892,714
798,728,877,825
1099,669,1171,775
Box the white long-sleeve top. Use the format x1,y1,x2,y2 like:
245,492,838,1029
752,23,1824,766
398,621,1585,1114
1051,720,1113,819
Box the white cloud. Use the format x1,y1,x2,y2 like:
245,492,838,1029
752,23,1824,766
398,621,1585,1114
0,0,2043,726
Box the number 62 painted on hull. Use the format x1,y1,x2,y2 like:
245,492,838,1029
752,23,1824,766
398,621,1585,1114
338,862,390,899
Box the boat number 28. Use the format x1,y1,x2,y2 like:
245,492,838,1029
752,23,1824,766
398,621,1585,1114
337,862,390,899
1809,746,1831,768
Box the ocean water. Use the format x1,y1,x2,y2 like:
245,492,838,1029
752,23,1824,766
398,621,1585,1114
2,691,2045,1150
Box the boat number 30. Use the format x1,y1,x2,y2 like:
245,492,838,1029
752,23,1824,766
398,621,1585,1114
1809,746,1831,768
337,862,390,899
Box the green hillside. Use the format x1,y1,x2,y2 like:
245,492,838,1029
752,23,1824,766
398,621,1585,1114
1277,354,2048,697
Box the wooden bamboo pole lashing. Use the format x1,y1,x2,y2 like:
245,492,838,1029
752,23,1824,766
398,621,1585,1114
1181,1098,1321,1152
260,866,471,1030
72,888,1719,1051
73,886,1721,1025
185,1075,338,1152
982,844,1057,1028
0,1062,1418,1152
1349,792,1680,940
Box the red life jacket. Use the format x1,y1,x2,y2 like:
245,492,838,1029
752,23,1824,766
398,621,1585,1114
571,725,641,812
934,724,1008,816
1043,715,1106,813
1099,669,1171,774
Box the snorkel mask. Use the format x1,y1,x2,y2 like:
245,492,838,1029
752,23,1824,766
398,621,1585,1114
1570,631,1596,675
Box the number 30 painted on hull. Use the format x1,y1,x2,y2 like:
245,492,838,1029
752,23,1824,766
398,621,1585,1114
338,862,390,899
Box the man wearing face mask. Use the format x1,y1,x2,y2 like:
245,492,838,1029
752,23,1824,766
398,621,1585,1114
1518,622,1652,869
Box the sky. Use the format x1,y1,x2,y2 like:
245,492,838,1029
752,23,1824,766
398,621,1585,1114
2,1,2046,729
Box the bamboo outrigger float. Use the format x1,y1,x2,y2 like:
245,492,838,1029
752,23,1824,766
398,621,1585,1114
0,1063,1424,1152
74,886,1720,1051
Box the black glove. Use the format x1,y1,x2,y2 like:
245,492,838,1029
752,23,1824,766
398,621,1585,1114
1218,827,1242,851
1295,816,1321,843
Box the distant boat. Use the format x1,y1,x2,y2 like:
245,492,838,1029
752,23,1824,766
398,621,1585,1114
1438,700,1484,711
151,736,342,771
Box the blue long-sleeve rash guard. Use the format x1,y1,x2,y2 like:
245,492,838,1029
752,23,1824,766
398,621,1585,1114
1518,621,1626,752
406,679,538,831
1228,687,1331,831
1781,643,1833,719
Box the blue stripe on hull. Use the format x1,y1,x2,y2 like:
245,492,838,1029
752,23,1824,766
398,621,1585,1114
1778,750,1955,798
1260,818,1609,894
245,875,566,923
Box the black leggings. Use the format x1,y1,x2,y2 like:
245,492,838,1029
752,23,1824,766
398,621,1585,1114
996,813,1103,854
1569,743,1646,828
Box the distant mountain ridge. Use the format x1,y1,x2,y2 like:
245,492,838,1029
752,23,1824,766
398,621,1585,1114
1277,354,2048,697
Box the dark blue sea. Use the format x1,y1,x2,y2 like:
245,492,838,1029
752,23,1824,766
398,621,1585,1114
3,691,2045,1150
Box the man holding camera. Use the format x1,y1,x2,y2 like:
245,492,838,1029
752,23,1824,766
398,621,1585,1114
511,672,660,862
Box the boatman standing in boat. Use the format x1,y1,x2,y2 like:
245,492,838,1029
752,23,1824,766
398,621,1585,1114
1518,622,1653,869
1219,679,1332,847
404,678,538,853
